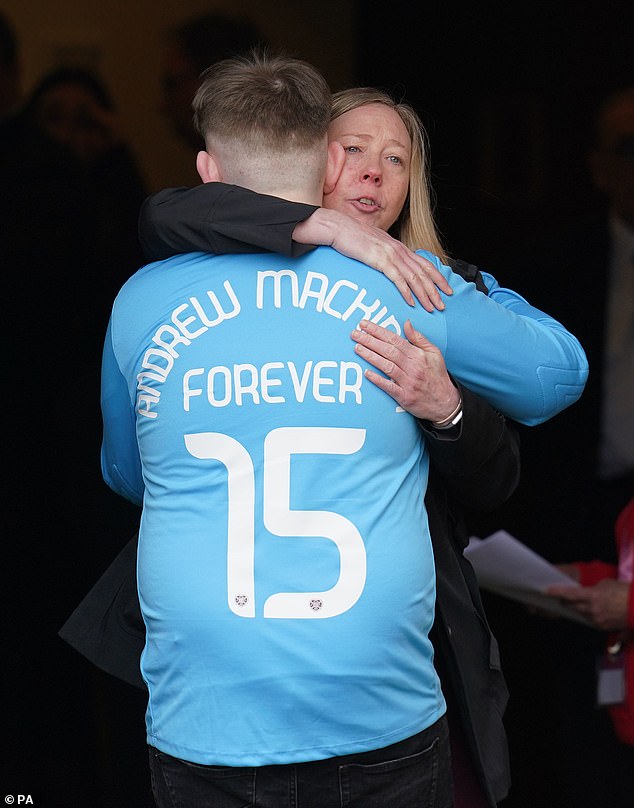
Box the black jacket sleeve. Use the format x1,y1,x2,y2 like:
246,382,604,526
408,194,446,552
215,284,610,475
138,183,319,261
419,381,521,514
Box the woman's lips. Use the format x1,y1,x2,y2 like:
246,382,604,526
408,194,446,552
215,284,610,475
349,197,381,213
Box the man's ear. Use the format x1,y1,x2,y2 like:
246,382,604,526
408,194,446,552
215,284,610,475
323,141,345,195
196,150,222,183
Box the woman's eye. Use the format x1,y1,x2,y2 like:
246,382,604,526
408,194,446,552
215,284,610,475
387,155,402,165
344,145,361,153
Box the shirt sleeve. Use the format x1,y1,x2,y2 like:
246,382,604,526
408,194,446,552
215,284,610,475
138,183,319,262
100,318,144,506
432,261,588,425
574,561,619,586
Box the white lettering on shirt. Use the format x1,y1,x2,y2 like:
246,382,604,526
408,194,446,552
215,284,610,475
136,270,397,419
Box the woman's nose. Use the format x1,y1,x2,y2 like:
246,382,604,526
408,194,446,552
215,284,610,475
361,167,381,185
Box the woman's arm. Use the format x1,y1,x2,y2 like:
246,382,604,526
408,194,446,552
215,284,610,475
139,183,318,261
138,183,451,311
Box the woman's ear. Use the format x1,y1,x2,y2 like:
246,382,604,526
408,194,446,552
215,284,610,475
196,150,222,183
323,141,345,195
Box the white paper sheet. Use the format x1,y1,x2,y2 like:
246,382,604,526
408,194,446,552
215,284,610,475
464,530,596,627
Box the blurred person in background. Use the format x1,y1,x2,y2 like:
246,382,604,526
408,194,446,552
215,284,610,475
546,496,634,807
24,65,148,326
160,11,264,149
470,84,634,808
0,8,20,120
1,12,150,803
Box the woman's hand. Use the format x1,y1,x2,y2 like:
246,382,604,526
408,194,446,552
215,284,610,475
293,208,452,311
350,319,460,422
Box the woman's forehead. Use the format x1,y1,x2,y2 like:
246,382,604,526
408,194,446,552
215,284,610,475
328,103,411,150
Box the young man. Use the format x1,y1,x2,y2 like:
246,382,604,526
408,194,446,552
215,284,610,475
100,52,586,807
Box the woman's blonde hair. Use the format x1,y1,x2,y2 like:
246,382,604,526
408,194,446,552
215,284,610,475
330,88,446,260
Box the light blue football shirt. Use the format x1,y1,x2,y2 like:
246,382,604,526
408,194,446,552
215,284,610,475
101,247,587,765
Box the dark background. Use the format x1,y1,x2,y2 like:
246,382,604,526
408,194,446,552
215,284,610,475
355,0,632,271
353,4,633,807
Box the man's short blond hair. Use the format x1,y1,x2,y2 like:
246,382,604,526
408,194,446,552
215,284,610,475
193,50,332,153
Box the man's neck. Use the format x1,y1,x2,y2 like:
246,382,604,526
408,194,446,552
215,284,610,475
213,143,326,207
223,169,322,207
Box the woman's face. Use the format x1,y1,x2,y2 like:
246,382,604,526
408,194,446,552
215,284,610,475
323,103,411,232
